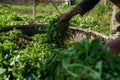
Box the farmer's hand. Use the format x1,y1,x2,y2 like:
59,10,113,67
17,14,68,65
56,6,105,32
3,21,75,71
59,12,71,22
101,36,120,55
59,6,80,22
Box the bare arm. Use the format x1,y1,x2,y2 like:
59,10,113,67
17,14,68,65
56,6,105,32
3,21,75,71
59,0,100,22
110,0,120,8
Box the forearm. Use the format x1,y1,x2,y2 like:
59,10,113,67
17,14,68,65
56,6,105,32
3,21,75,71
59,0,100,22
77,0,100,15
67,0,100,17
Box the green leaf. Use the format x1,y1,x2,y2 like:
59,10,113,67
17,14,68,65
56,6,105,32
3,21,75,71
0,68,6,75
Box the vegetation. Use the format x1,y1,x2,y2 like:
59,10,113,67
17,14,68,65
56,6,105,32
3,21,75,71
0,1,119,80
46,16,70,46
1,29,120,80
0,1,112,34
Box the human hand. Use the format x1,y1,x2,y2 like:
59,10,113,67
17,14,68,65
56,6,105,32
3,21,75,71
58,12,71,22
100,37,120,55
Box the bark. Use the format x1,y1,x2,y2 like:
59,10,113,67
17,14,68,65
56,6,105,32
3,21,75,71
32,0,39,20
33,1,36,20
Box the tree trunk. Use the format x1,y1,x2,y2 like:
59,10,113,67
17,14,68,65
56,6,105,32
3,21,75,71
33,1,36,20
32,0,39,20
110,5,120,35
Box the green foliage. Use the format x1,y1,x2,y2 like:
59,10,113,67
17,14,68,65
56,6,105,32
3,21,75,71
70,1,112,35
0,2,119,80
0,68,6,75
46,16,70,46
63,39,120,80
58,3,69,12
0,29,62,79
10,13,23,21
0,10,25,27
0,8,55,27
1,29,120,80
0,29,23,41
0,2,112,36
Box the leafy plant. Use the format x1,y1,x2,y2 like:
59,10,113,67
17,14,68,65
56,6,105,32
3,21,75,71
62,39,120,80
46,16,70,46
0,2,118,80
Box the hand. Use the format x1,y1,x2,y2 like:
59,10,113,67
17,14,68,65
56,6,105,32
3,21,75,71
58,7,79,22
100,37,120,55
58,12,71,22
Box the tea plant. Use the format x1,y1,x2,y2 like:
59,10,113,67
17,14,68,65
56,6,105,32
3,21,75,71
46,16,70,46
0,2,118,80
0,29,62,79
62,39,120,80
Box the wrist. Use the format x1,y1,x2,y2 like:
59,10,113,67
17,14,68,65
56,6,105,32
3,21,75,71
66,7,79,20
67,5,86,18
